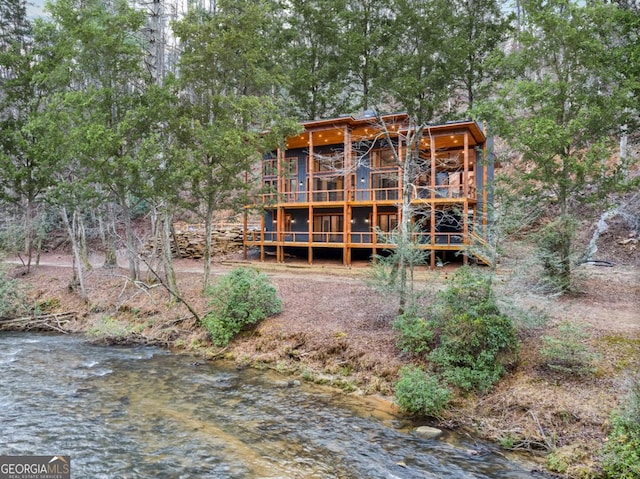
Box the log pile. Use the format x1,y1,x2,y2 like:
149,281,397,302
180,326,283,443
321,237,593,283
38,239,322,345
146,222,246,260
0,312,76,333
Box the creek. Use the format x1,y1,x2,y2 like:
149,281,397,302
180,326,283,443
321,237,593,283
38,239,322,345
0,332,539,478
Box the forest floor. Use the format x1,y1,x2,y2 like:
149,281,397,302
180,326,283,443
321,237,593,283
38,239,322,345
3,232,639,478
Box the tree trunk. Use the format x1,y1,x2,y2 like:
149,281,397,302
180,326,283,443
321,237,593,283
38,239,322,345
397,128,421,314
620,123,628,181
98,206,117,268
61,206,87,302
118,193,140,281
23,197,34,273
77,211,92,271
203,201,214,290
161,207,179,302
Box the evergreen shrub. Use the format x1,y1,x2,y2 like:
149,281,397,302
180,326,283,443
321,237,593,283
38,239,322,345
535,215,578,293
429,310,519,392
393,267,519,394
603,377,640,479
395,365,451,417
0,262,28,319
393,308,434,355
202,268,282,346
540,321,598,375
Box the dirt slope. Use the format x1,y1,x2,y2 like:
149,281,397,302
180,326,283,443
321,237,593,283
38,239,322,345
5,252,640,478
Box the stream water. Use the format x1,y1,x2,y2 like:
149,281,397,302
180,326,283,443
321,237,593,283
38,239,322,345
0,332,539,478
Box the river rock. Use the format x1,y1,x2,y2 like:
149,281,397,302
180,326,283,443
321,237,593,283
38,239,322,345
274,379,301,388
415,426,442,439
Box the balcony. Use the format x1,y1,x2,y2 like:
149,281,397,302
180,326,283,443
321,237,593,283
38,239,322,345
252,186,476,207
245,230,466,247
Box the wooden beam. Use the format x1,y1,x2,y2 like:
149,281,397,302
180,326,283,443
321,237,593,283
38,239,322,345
482,124,488,237
344,123,351,267
463,132,469,266
344,203,351,266
260,213,265,262
372,202,378,259
277,206,284,263
243,208,248,260
430,134,437,269
463,132,469,198
308,130,314,204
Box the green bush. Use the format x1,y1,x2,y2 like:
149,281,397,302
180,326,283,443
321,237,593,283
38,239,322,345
535,215,578,293
0,262,29,319
393,307,435,355
602,378,640,479
202,268,282,347
393,266,519,394
87,316,134,343
429,310,519,392
395,366,451,417
540,321,598,375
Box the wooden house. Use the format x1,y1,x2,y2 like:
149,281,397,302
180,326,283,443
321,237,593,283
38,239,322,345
243,113,494,267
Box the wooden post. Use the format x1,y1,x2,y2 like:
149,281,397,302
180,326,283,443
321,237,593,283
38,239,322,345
430,133,436,269
276,206,281,263
463,131,469,266
344,203,350,266
430,133,436,201
463,132,470,198
308,130,314,264
260,214,265,262
308,203,313,265
372,203,378,260
277,147,283,205
482,123,488,238
344,124,351,266
243,207,248,261
276,148,282,263
345,124,351,200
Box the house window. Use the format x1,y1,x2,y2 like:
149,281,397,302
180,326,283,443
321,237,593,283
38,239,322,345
372,172,399,200
376,213,398,232
371,148,396,169
313,177,344,201
284,157,298,175
263,158,277,176
283,178,297,202
313,152,344,172
313,214,344,242
284,214,293,232
263,178,277,201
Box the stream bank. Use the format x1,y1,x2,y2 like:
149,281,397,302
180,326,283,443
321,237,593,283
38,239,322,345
4,254,640,478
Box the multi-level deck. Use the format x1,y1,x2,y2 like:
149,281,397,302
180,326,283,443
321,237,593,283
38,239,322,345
244,113,494,267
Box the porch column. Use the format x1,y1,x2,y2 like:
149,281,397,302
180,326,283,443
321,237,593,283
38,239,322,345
243,208,248,260
344,124,351,266
260,214,265,262
430,134,436,269
463,132,469,266
277,206,284,263
308,130,314,264
372,202,378,261
344,203,351,266
482,123,488,238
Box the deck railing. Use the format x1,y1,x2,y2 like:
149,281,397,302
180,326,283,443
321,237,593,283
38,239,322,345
252,185,477,205
412,185,476,200
351,188,399,202
245,230,465,246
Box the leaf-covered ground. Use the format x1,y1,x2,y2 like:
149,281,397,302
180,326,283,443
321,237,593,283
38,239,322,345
6,245,639,478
